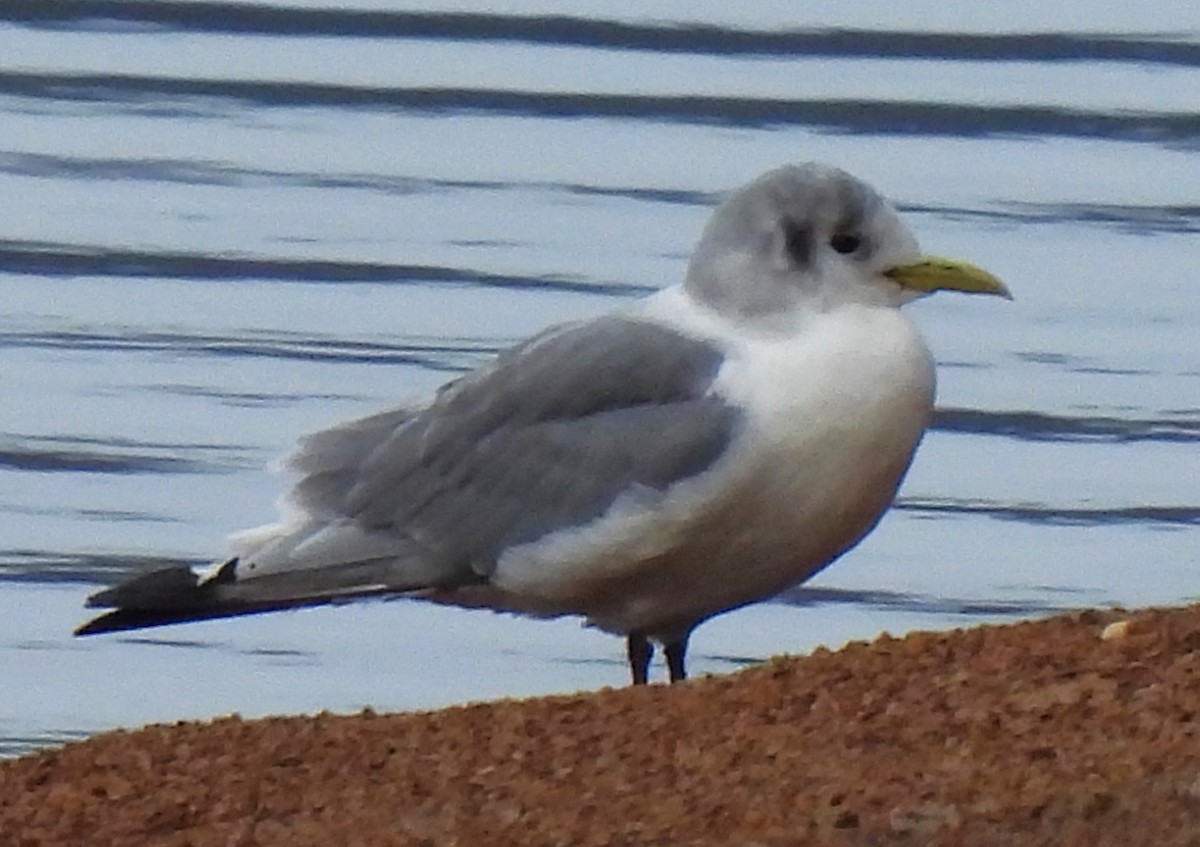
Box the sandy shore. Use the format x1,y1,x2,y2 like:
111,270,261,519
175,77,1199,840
5,603,1200,846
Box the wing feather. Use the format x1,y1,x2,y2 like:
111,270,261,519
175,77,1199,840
287,316,739,577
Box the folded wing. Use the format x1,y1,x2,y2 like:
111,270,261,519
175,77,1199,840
77,315,740,636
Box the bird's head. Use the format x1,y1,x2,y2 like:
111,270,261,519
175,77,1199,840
685,163,1010,324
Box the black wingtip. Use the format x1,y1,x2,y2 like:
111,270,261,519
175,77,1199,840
74,603,269,636
77,560,235,635
84,563,202,609
74,610,144,636
74,556,431,638
74,594,341,637
73,556,347,637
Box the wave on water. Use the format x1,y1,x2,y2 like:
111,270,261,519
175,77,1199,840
6,3,1200,68
0,239,647,296
896,498,1200,529
0,549,202,585
0,151,717,209
0,729,93,760
932,407,1200,444
0,321,499,373
11,0,1200,147
907,201,1200,235
4,150,1196,240
0,432,255,475
775,584,1086,617
4,69,1199,144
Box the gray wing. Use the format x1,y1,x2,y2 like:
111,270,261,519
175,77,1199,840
289,315,740,577
285,405,418,517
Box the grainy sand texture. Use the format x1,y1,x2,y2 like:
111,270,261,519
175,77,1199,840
5,604,1200,846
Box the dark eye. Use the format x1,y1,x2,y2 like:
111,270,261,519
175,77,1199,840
830,233,861,255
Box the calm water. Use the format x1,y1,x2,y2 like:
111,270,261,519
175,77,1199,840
2,2,1199,757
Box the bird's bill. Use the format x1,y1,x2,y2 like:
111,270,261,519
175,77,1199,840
885,256,1012,299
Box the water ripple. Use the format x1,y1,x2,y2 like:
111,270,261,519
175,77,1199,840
0,152,717,209
6,4,1199,67
0,325,499,369
0,549,202,585
897,498,1200,528
9,149,1198,236
909,201,1200,235
3,71,1198,142
0,729,92,760
932,407,1200,444
775,584,1086,616
0,239,647,295
0,433,252,475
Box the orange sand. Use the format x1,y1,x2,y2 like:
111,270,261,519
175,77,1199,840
5,604,1200,846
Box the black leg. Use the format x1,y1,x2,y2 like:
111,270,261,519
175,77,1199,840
627,633,653,685
665,636,688,683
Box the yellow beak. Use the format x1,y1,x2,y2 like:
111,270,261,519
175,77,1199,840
885,256,1012,299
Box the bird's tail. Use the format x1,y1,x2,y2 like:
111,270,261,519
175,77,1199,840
74,552,465,636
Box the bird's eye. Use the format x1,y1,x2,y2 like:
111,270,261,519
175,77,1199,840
830,233,862,255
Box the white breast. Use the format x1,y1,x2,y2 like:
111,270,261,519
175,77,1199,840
719,305,934,481
712,305,935,573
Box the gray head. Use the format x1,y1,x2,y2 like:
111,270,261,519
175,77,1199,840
684,164,923,322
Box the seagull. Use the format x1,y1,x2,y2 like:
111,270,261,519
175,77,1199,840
76,163,1009,685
